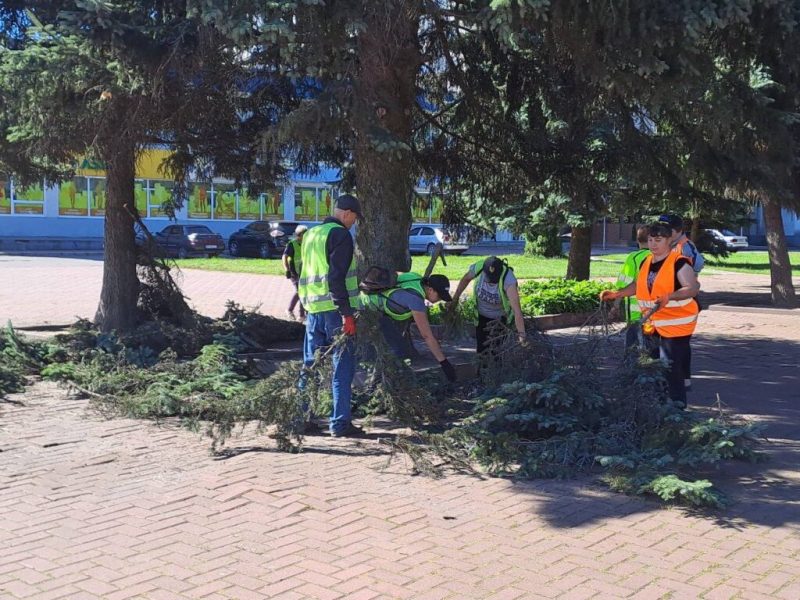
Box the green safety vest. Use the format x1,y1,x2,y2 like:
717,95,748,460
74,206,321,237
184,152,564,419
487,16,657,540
360,272,426,321
298,222,359,314
616,248,650,322
472,258,512,320
288,239,302,275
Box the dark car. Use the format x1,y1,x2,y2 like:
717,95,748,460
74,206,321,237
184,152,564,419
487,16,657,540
137,224,225,259
228,220,300,258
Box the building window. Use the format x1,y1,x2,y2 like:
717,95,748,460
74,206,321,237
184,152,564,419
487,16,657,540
238,188,263,220
149,180,172,217
262,188,283,219
412,192,431,224
294,185,333,221
187,183,211,219
1,178,45,215
213,183,236,220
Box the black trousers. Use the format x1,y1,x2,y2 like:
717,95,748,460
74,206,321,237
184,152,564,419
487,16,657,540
476,314,507,356
649,334,692,406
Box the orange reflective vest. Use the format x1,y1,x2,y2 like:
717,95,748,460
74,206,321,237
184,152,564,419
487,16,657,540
636,253,699,338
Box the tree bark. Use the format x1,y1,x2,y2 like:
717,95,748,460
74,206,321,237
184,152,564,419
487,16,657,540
565,224,592,280
352,1,420,274
94,137,140,331
762,200,797,308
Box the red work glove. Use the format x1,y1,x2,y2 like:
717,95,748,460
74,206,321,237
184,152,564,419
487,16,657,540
342,315,357,336
599,290,620,302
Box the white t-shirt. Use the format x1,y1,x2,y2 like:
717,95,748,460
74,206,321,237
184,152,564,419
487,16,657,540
469,263,518,319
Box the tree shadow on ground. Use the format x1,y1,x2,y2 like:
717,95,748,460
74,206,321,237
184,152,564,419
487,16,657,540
500,331,800,529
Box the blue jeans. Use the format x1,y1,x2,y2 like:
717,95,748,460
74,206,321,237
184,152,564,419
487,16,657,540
303,310,355,434
378,315,412,359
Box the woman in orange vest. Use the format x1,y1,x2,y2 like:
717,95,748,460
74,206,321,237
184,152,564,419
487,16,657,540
600,222,700,407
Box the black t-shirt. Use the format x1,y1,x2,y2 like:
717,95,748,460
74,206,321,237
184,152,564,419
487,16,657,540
646,256,691,292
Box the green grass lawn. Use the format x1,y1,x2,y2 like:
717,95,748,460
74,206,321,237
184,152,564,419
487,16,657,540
175,250,798,279
594,250,800,276
175,253,622,279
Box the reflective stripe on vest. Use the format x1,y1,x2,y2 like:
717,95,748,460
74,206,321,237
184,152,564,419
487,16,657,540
618,249,650,322
635,253,699,338
298,222,359,314
472,258,512,320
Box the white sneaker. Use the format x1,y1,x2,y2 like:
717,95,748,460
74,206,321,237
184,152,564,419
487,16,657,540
286,311,296,321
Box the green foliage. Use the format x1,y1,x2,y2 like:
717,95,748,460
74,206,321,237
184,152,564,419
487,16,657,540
524,229,563,258
390,334,765,508
518,279,613,316
0,324,45,398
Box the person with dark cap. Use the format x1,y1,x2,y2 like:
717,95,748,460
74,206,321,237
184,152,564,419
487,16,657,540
600,221,700,408
298,194,362,437
282,224,309,321
360,272,457,381
658,214,704,391
450,256,527,355
658,214,704,273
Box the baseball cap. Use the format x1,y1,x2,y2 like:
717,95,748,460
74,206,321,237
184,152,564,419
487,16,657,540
425,274,452,302
482,256,505,284
657,214,683,231
335,194,363,219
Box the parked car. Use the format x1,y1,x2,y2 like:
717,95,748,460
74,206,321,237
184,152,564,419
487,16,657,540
705,228,748,251
136,224,225,259
228,220,300,258
408,226,470,255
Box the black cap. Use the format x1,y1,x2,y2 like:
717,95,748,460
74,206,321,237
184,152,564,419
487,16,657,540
482,256,504,284
335,194,363,219
425,274,452,302
657,214,683,231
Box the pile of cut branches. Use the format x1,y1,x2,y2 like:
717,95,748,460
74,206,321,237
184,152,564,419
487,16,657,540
386,318,765,507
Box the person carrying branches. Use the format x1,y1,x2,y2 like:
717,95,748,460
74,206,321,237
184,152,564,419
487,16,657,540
450,256,527,358
360,271,457,382
600,222,701,408
298,195,362,437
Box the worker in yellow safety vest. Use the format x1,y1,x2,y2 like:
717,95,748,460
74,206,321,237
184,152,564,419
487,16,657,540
298,195,362,437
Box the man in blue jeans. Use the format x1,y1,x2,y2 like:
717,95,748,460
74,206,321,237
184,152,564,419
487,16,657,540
298,194,362,437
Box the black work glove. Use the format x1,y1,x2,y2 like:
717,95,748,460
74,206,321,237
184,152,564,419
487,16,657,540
285,270,293,279
439,359,457,382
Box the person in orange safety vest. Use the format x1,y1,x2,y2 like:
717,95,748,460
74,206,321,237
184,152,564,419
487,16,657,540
600,221,700,407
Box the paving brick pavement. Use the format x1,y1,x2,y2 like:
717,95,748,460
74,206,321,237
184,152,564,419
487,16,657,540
1,256,799,598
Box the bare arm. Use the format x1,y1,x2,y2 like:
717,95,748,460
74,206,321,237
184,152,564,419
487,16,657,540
412,310,446,362
670,264,700,300
450,270,474,304
282,253,291,272
505,283,526,338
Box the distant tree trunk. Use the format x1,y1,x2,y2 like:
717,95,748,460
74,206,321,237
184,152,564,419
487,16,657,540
762,200,797,308
690,217,701,242
352,1,420,274
95,137,140,331
566,224,592,280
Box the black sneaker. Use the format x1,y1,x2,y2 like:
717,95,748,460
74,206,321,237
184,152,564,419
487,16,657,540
330,423,366,438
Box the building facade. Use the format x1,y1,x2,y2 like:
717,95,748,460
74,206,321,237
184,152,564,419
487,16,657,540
0,149,451,245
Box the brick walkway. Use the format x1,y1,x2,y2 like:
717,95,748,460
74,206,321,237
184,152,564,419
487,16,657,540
1,257,799,599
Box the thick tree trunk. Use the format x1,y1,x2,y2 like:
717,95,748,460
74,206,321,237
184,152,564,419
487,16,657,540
762,200,797,308
565,224,592,280
352,1,420,274
94,139,140,331
690,217,701,242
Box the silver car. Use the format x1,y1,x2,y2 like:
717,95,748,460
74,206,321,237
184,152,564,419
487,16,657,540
408,226,469,255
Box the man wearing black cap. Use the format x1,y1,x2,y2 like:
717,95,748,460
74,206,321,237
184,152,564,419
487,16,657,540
450,256,527,355
658,214,704,273
360,272,457,381
298,193,364,437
